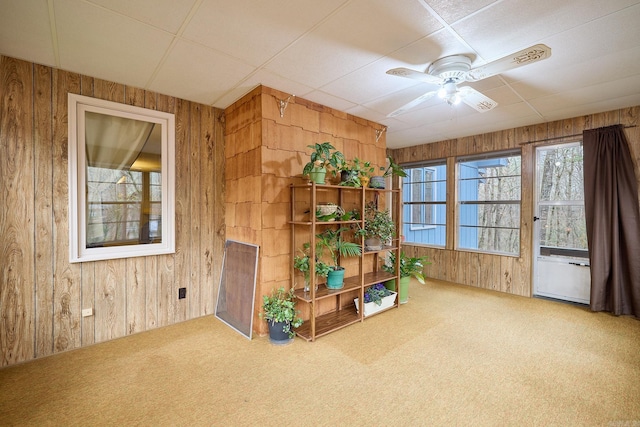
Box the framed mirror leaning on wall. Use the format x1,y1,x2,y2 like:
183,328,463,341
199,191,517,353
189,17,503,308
68,94,175,262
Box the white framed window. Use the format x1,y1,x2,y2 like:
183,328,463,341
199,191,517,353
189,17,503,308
402,161,447,247
409,167,436,231
457,150,521,256
68,94,175,262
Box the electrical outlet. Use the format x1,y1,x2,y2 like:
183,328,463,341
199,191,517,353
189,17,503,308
82,308,93,317
178,287,186,299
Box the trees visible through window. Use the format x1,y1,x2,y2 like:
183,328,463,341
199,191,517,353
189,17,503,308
402,162,446,247
458,152,521,255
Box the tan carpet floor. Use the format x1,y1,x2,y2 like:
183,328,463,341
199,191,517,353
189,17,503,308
1,279,639,426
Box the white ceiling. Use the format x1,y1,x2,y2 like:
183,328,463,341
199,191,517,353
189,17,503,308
2,0,640,149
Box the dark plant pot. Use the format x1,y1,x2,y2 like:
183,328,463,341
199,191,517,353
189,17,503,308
369,176,386,189
340,170,357,182
309,167,327,184
268,320,293,345
326,268,345,289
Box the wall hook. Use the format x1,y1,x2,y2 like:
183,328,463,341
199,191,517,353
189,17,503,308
277,95,295,118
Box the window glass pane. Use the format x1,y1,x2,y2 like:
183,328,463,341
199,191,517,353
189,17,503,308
538,205,587,250
538,145,584,202
457,153,521,255
403,162,446,246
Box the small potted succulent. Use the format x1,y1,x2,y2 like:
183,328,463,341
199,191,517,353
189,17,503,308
260,287,303,345
302,142,345,184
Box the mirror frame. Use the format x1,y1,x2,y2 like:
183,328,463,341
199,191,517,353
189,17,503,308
68,93,175,262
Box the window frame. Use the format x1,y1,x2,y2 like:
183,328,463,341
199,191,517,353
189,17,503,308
402,160,447,248
456,150,522,256
68,93,175,263
408,167,437,231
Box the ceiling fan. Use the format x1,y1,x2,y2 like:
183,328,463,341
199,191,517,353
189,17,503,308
386,44,551,117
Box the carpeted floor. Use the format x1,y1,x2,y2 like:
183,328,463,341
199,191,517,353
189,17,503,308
1,279,639,426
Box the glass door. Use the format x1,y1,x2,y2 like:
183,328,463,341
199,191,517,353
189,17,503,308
533,142,590,304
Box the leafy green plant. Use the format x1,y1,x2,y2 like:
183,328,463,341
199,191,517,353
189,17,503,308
337,157,375,187
294,243,330,282
382,251,430,284
315,227,361,269
260,287,303,338
302,142,345,177
357,202,395,243
380,156,407,178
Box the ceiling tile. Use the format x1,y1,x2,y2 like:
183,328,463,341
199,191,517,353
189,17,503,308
183,0,347,66
86,0,198,33
149,39,256,105
0,0,56,66
54,0,173,88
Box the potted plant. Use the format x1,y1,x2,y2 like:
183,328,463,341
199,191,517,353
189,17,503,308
354,283,398,317
260,286,303,345
369,156,407,189
294,243,330,293
382,251,429,304
302,142,345,184
356,201,395,251
336,157,375,187
315,227,361,289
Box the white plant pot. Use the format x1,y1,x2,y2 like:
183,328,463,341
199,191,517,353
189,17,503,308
354,291,397,317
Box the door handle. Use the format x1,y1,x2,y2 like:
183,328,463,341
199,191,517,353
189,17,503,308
533,216,540,222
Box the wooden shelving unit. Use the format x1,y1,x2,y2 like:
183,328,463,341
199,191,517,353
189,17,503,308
290,182,401,341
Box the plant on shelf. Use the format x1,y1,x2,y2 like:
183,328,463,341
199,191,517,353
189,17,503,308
302,142,345,184
336,157,375,187
356,201,395,250
294,242,330,292
364,283,394,306
369,156,407,189
315,227,362,289
382,251,430,304
260,287,303,342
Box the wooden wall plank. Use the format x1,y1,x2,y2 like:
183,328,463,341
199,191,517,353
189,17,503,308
212,109,226,314
79,75,96,346
34,63,55,358
52,68,82,353
156,93,176,328
0,57,35,365
200,106,216,315
189,102,202,319
174,98,190,323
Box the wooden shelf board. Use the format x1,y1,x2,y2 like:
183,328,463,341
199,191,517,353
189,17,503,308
295,308,361,341
294,280,361,302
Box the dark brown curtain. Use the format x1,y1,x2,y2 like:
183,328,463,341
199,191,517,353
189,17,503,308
583,125,640,317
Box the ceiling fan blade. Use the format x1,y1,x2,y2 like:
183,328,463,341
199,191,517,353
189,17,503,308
458,86,498,112
387,90,438,117
386,67,442,85
465,44,551,82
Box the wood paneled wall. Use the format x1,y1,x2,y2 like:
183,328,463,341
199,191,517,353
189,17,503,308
0,55,225,367
224,85,387,336
391,106,640,297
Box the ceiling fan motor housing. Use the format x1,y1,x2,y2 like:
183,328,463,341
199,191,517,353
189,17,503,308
427,54,472,83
